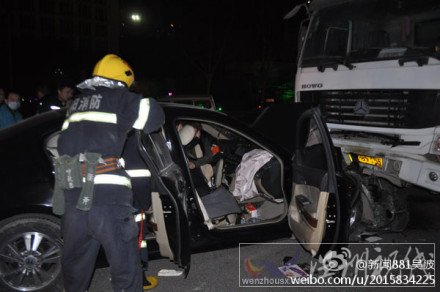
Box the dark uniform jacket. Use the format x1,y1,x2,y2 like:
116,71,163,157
57,86,164,206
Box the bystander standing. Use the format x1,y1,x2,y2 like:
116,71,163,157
0,88,5,105
0,91,23,129
39,81,74,113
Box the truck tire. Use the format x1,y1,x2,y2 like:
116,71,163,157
368,178,410,232
376,186,409,232
0,214,63,292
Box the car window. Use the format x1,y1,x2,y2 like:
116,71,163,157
300,119,327,171
195,100,212,109
178,100,194,106
305,119,322,147
141,129,175,172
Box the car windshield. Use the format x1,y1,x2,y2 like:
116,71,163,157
301,0,440,66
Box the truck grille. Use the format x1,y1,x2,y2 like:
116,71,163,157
302,90,440,129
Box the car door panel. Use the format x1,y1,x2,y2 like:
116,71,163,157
289,180,330,256
151,191,174,259
289,108,341,257
293,164,328,188
136,130,191,275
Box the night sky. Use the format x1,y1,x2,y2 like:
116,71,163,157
121,0,303,109
0,0,305,110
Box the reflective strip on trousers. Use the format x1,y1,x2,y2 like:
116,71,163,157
133,98,150,129
93,174,132,188
126,169,151,178
61,112,117,130
134,213,147,222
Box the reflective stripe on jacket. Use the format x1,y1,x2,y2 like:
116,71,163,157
126,169,151,178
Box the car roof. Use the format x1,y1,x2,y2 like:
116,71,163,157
158,95,214,100
0,103,227,141
157,95,216,110
159,102,223,114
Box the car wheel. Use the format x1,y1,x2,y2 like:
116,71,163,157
0,214,63,292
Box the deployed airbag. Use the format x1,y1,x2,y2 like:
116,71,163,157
232,149,273,201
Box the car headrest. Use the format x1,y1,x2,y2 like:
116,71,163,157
179,125,196,146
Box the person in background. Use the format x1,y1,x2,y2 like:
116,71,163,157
0,88,5,105
32,85,51,111
36,85,51,101
21,85,52,118
29,85,50,116
434,37,440,54
39,80,74,112
0,91,23,129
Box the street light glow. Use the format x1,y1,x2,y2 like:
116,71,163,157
131,13,141,22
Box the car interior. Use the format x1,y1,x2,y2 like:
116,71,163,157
44,120,289,232
175,120,287,230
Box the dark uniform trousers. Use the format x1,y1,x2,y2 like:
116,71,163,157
61,187,142,292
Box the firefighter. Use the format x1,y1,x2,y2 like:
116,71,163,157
53,54,164,292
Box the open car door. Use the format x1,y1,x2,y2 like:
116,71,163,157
289,108,346,257
136,130,191,276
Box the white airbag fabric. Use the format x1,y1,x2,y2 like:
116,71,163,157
232,149,273,201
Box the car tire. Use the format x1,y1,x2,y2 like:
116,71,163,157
0,214,63,292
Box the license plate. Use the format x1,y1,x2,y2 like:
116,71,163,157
357,155,383,168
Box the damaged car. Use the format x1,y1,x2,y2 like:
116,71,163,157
0,102,355,291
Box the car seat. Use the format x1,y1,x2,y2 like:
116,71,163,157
179,124,224,188
178,124,241,228
179,124,214,185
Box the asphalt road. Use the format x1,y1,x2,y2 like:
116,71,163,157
89,191,440,292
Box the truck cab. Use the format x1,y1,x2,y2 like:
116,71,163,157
291,0,440,231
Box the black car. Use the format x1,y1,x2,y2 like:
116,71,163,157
0,103,355,291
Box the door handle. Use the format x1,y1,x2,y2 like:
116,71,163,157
295,195,317,228
296,194,311,206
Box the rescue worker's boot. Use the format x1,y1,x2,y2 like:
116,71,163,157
143,271,158,290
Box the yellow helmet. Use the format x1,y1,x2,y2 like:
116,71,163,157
92,54,135,87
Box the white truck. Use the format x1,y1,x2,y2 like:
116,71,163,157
288,0,440,231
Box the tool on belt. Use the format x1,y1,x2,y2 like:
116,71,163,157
52,153,121,215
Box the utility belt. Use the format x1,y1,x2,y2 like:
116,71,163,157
82,157,121,175
52,153,122,215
